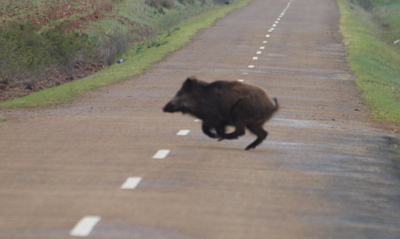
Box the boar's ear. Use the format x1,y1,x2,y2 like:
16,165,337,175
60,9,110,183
182,77,194,91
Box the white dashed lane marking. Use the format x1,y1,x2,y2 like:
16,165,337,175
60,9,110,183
120,177,142,189
70,216,101,237
238,79,244,82
266,35,270,38
263,41,268,43
253,57,258,60
260,46,265,49
153,149,170,159
257,51,262,54
177,130,190,135
248,65,255,68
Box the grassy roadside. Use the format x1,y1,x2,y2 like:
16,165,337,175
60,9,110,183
0,0,254,108
390,145,400,165
336,0,400,125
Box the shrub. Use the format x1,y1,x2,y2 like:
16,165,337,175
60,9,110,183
96,26,132,66
0,21,96,89
0,22,45,80
145,0,174,9
178,0,196,5
350,0,373,11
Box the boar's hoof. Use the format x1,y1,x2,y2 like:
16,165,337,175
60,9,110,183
245,141,260,150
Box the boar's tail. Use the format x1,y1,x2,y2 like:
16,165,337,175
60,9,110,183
272,98,279,112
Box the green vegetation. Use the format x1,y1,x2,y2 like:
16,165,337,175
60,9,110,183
0,21,95,82
0,0,248,102
389,145,400,166
385,136,400,169
0,0,254,107
337,0,400,125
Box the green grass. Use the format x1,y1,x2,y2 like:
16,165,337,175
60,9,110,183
389,145,400,165
385,135,400,169
0,119,6,122
0,0,254,108
337,0,400,125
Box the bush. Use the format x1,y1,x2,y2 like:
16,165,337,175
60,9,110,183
0,22,45,80
41,23,95,68
214,0,230,5
350,0,373,11
178,0,196,5
0,21,95,78
96,26,132,66
0,21,96,91
145,0,175,9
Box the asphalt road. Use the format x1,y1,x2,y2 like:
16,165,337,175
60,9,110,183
1,0,400,238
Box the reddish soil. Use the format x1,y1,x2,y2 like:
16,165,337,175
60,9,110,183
0,61,104,102
0,0,138,102
1,0,114,30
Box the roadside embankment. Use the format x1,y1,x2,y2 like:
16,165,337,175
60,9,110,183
337,0,400,125
0,0,253,106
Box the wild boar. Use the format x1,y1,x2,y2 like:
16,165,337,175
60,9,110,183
163,77,279,150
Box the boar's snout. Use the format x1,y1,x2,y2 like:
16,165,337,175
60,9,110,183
163,101,176,113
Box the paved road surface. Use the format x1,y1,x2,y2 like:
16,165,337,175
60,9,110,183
1,0,400,238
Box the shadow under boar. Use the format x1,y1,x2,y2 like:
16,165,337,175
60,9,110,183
163,77,279,150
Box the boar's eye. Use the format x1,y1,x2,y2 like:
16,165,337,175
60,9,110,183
176,91,183,97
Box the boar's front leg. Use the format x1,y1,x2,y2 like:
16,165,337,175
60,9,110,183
218,121,245,141
214,122,227,139
202,121,218,138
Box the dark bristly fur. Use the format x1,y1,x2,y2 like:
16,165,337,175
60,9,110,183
163,77,279,150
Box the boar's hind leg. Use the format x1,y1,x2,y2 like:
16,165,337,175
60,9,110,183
202,121,218,138
219,99,247,141
245,123,268,150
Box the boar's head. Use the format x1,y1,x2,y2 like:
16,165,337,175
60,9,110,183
163,77,205,115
